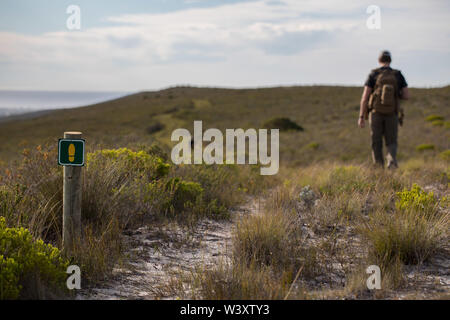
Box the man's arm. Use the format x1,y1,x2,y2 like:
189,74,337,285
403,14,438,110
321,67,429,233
397,87,409,126
400,87,409,100
358,86,372,128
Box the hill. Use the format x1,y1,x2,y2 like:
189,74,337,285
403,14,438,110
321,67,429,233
1,85,449,300
1,85,449,165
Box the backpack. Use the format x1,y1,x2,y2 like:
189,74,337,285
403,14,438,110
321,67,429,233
368,68,399,114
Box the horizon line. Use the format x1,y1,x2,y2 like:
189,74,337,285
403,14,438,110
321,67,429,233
1,82,449,93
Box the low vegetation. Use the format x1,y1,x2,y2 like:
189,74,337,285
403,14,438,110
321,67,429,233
262,117,304,132
431,120,444,127
305,142,320,150
425,114,444,122
416,144,435,152
0,85,449,299
0,144,265,298
146,121,165,135
440,150,450,161
182,160,449,299
0,217,69,299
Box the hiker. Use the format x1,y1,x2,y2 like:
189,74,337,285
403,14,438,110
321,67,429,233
358,50,409,168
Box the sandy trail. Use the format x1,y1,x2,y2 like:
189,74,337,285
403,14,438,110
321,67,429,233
76,190,449,300
77,197,261,300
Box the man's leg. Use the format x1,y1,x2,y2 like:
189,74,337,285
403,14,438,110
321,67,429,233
370,112,384,167
385,113,398,168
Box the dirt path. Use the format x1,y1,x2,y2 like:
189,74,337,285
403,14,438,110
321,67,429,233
76,191,448,300
77,197,261,300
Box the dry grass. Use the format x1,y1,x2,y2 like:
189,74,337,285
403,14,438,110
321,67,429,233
1,86,449,167
362,209,449,266
344,258,405,299
0,144,261,296
233,211,299,268
189,261,292,300
185,160,449,299
1,85,449,299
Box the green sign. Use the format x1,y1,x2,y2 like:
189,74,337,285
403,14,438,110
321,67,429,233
58,139,85,166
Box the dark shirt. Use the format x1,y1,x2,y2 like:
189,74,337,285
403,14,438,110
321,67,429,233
364,66,408,89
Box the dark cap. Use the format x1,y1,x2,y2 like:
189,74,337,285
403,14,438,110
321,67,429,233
378,50,392,63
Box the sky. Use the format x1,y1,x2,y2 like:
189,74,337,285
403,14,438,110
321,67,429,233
0,0,449,91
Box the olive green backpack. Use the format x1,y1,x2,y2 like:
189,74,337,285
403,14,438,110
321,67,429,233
369,68,399,114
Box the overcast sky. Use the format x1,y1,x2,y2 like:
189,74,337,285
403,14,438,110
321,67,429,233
0,0,449,91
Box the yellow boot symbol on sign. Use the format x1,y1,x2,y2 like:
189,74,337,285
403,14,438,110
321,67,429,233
68,143,75,162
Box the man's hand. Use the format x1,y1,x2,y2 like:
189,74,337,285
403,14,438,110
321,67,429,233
398,106,404,126
359,86,371,129
358,117,365,128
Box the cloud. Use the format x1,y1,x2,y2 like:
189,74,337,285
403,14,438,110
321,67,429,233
0,0,448,90
107,35,142,49
257,30,333,55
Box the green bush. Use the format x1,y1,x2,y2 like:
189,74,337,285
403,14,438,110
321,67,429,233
415,144,435,152
146,121,165,135
425,114,444,122
165,178,204,211
305,142,319,150
87,148,170,180
0,256,20,299
431,120,444,127
262,117,303,131
145,144,169,162
0,217,69,299
173,164,252,210
396,184,436,212
139,177,209,221
439,150,450,161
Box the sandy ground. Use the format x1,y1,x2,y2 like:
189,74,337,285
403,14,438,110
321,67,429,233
77,198,262,300
77,192,449,300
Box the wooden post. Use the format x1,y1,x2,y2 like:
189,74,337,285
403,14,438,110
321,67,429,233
63,131,82,251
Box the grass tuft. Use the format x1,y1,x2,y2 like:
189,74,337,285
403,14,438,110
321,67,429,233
262,117,304,131
415,144,435,152
425,114,444,122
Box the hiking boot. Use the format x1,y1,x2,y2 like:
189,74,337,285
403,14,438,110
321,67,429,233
387,160,398,169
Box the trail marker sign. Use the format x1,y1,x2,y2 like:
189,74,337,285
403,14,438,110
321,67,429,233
58,138,85,166
60,131,84,252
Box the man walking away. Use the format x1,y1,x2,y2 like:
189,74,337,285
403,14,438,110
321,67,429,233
358,50,409,169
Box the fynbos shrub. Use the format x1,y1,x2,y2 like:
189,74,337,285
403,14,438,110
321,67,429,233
0,217,69,300
396,184,436,212
415,144,435,152
262,117,303,131
87,148,170,180
165,178,204,211
425,114,444,122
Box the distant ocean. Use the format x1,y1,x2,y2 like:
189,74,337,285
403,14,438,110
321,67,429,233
0,90,130,117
